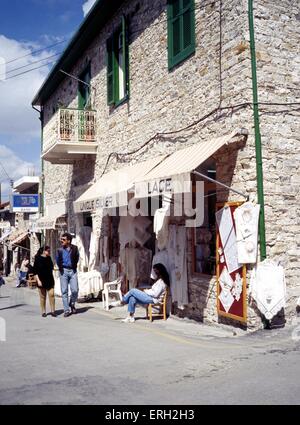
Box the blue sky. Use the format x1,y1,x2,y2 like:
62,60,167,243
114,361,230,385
0,0,97,200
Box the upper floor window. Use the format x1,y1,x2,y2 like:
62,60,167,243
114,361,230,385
107,16,129,107
167,0,196,70
78,65,91,109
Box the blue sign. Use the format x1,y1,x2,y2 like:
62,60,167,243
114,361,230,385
12,194,39,212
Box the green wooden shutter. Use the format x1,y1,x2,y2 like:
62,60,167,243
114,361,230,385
122,15,129,99
78,65,91,109
107,35,115,105
182,0,195,50
167,0,195,70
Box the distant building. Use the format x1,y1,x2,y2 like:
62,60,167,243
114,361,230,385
0,176,41,275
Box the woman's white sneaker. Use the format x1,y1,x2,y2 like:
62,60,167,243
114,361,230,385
121,316,135,323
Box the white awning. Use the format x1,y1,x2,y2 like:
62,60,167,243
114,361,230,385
135,131,244,198
0,229,13,243
35,201,68,231
8,230,29,246
74,156,166,213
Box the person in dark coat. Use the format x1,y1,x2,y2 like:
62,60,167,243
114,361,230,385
34,246,56,318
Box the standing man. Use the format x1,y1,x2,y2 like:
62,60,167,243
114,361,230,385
56,233,79,317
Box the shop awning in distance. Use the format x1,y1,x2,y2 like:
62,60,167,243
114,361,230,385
73,156,167,213
134,130,247,198
7,230,29,247
0,229,13,243
35,200,68,231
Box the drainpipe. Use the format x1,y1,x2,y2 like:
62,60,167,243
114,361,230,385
33,105,45,245
40,107,45,246
248,0,266,260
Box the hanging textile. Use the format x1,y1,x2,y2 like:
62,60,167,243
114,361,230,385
118,215,152,249
79,226,92,270
154,204,170,251
99,236,110,277
73,235,85,273
88,231,98,271
120,242,152,288
250,259,286,320
234,202,260,264
167,225,188,310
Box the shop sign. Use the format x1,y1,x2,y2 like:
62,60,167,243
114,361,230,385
74,191,128,213
75,195,114,213
135,173,191,198
12,194,39,213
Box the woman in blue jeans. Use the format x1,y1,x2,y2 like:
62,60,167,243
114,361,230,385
121,263,170,323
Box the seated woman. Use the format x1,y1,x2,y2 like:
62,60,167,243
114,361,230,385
121,263,170,323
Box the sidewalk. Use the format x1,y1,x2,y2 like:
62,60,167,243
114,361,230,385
3,275,248,341
92,301,248,339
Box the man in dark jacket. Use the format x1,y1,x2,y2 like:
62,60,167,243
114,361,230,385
56,233,79,317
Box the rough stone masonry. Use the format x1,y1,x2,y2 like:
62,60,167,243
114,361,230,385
40,0,300,329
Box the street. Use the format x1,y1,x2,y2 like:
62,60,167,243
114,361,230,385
0,279,299,405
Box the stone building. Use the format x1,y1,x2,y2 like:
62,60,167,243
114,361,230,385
32,0,300,329
0,176,41,275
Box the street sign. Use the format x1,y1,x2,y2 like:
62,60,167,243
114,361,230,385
12,194,39,213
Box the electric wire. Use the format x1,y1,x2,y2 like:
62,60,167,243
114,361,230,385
0,51,63,79
2,60,58,81
0,38,67,66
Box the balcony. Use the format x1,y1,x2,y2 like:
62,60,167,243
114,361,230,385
42,108,98,164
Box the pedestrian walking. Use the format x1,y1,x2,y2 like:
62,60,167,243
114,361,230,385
0,272,5,297
56,233,79,318
33,246,56,318
17,257,29,287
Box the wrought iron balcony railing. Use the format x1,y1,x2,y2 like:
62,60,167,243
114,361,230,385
43,108,97,152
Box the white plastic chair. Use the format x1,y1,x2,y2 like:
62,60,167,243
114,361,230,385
102,277,123,311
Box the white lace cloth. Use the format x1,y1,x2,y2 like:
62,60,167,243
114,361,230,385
234,202,260,264
154,204,170,251
55,270,103,297
250,259,286,320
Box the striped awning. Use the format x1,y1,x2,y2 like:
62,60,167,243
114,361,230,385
8,231,29,246
74,155,167,213
134,131,243,198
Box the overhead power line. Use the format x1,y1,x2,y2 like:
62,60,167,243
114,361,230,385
0,38,67,67
2,60,57,81
0,51,62,79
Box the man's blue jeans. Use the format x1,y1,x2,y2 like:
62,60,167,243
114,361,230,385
123,288,153,314
60,269,78,312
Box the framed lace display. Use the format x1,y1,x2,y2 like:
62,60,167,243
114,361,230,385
216,201,247,323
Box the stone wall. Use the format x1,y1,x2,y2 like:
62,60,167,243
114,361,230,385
41,0,300,328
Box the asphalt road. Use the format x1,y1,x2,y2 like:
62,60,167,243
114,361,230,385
0,280,299,405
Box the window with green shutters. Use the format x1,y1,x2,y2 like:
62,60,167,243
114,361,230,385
107,16,129,106
78,64,91,109
167,0,195,70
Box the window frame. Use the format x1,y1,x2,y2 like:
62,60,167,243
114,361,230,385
106,16,129,107
167,0,196,70
78,64,91,110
